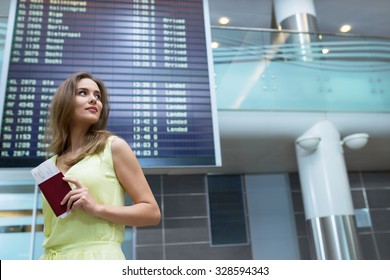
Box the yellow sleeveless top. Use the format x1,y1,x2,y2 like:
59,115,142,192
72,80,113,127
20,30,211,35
40,136,126,260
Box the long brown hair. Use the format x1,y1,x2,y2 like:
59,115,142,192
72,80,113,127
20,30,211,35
45,72,112,166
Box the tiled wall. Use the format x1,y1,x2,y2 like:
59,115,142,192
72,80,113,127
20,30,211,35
134,171,390,260
135,174,252,260
290,171,390,260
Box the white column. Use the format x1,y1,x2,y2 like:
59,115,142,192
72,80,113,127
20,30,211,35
295,120,362,259
274,0,317,31
273,0,319,60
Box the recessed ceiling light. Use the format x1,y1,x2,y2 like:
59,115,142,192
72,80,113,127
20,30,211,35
211,42,220,49
218,17,230,25
322,48,330,54
340,24,352,33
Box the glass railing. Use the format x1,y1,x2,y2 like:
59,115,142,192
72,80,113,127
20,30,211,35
211,26,390,112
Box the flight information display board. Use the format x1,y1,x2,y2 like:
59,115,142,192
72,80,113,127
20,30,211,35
0,0,221,168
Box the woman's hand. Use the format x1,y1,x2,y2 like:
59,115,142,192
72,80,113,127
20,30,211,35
60,177,99,215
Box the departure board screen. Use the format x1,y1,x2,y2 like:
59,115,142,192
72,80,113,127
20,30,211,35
0,0,221,168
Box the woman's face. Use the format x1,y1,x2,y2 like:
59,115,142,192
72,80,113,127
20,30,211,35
71,78,103,127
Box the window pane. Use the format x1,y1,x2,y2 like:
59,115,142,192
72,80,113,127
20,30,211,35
207,175,247,245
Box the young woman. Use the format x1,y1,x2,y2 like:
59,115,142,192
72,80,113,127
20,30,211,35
40,72,160,260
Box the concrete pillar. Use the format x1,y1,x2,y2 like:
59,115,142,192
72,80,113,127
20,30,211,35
295,120,362,259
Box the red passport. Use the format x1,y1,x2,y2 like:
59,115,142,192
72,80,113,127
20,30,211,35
38,172,72,218
31,159,72,218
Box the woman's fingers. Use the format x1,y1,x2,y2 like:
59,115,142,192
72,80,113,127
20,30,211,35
65,189,89,211
60,177,91,212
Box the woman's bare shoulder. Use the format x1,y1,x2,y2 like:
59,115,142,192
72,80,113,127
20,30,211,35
110,136,134,156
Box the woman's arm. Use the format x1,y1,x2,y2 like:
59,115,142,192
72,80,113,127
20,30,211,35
62,137,161,226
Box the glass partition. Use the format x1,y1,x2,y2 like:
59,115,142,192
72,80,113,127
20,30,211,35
0,169,44,260
211,27,390,112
